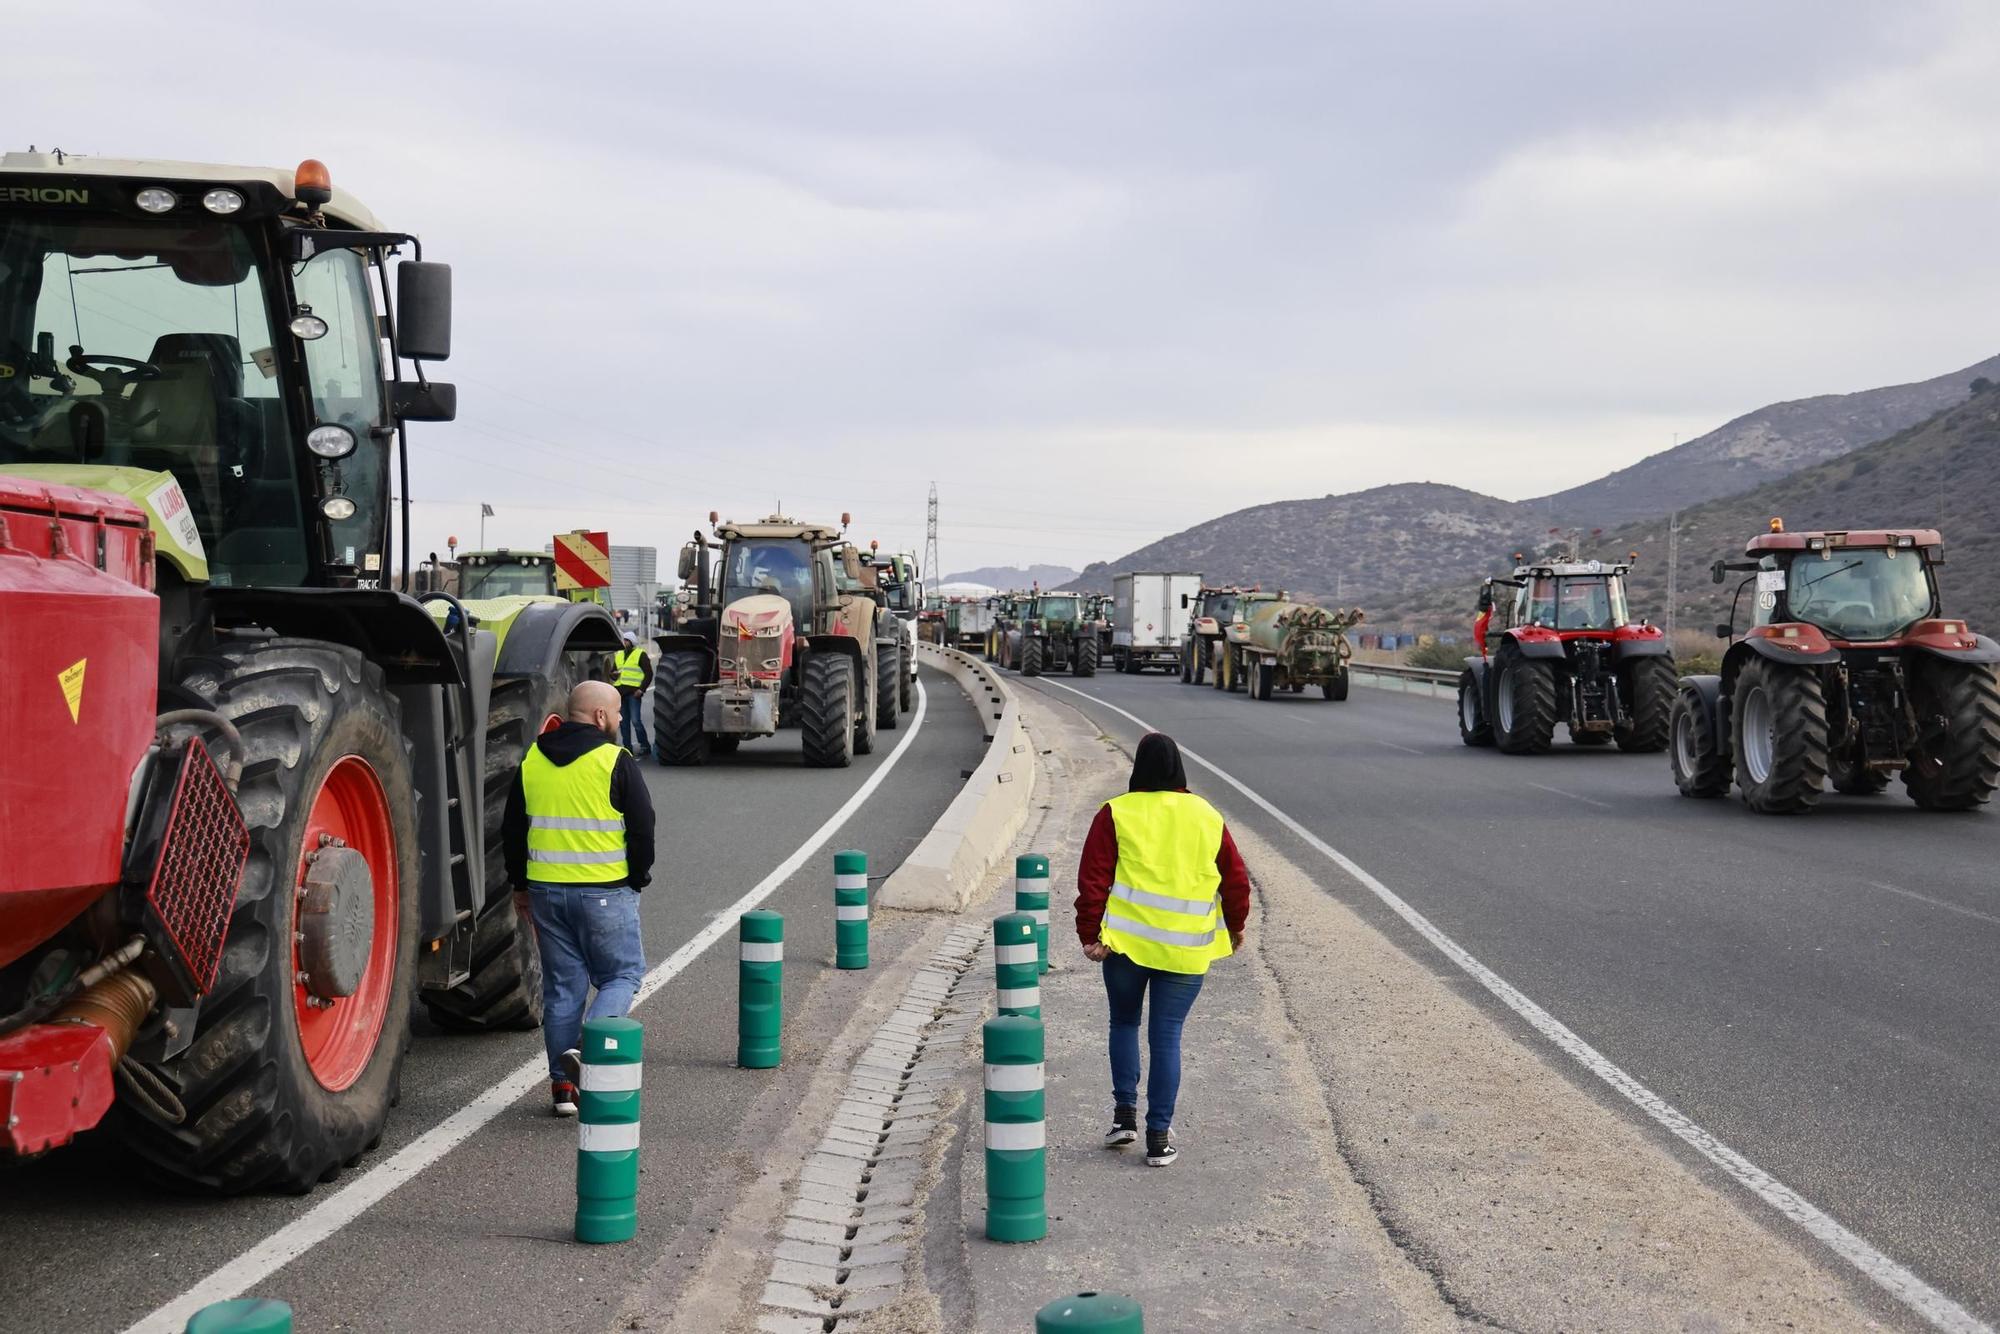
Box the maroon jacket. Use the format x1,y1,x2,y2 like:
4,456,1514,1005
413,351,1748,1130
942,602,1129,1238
1073,797,1252,946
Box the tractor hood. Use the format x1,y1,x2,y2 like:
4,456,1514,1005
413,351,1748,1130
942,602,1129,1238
0,464,207,582
722,593,795,636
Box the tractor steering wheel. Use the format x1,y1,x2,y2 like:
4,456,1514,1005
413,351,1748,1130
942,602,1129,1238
64,348,163,395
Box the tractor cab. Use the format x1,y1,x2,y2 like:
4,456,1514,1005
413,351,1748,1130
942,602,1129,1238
458,550,558,600
1032,592,1083,627
1504,561,1631,635
1728,529,1943,644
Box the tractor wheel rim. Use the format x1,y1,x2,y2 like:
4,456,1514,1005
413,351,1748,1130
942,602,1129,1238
1497,672,1515,732
1673,708,1695,776
294,755,398,1092
1741,685,1775,785
1460,687,1477,733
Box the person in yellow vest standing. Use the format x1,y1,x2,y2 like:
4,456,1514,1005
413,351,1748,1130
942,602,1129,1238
613,632,653,757
1075,732,1251,1166
503,680,656,1116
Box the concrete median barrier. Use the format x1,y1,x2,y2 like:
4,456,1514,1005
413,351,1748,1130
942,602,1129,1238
877,642,1037,911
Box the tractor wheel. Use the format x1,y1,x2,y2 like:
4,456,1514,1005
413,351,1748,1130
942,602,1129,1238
1210,643,1226,690
1493,655,1556,754
1074,638,1098,677
1181,643,1194,684
855,651,879,756
1457,669,1493,746
1323,665,1350,701
652,650,709,766
1253,659,1275,700
801,653,856,769
898,641,914,713
420,654,587,1035
1731,658,1828,813
1021,638,1044,678
1669,689,1730,798
875,638,900,732
1902,659,2000,811
1615,657,1676,753
118,641,418,1194
1830,756,1889,795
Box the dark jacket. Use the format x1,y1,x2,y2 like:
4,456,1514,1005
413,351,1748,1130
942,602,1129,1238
502,721,656,890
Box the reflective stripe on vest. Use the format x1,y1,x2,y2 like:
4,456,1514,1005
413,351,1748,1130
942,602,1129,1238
614,647,647,689
1098,790,1230,975
521,742,628,884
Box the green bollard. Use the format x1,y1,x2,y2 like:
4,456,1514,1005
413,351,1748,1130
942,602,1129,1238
1014,853,1050,975
738,909,784,1069
983,1014,1046,1243
994,911,1040,1018
184,1299,293,1334
835,849,869,970
575,1015,643,1244
1035,1291,1144,1332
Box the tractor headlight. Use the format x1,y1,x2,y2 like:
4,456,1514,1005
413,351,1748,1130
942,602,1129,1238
135,186,178,213
201,188,244,215
290,312,329,341
307,424,357,458
320,496,358,521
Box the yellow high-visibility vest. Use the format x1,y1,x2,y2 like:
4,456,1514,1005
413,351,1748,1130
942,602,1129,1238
614,647,647,689
521,742,628,884
1098,790,1230,975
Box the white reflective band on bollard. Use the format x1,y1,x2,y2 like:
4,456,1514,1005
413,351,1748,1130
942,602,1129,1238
580,1063,643,1092
983,1062,1045,1092
985,1121,1046,1151
579,1121,642,1152
995,943,1038,966
1029,909,1049,925
835,873,869,891
835,904,869,921
996,986,1040,1009
739,941,784,963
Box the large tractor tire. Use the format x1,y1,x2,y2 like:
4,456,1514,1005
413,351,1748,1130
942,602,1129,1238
898,641,914,713
652,650,709,767
1210,643,1227,691
801,653,856,769
1902,659,2000,811
1021,638,1044,678
1323,665,1350,701
1458,669,1494,746
1492,653,1557,754
1074,638,1098,677
1181,642,1195,684
1615,656,1676,753
118,641,419,1194
876,639,900,732
1252,659,1275,700
1669,688,1730,798
855,651,879,756
1731,658,1829,813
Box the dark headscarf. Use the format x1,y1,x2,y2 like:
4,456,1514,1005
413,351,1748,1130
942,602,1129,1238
1129,732,1188,793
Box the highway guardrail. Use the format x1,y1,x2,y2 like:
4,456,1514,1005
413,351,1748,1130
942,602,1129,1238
1351,662,1459,700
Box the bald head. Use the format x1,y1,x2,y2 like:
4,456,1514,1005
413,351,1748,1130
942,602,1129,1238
568,680,622,737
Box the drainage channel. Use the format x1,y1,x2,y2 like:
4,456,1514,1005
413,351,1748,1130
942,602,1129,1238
757,925,986,1333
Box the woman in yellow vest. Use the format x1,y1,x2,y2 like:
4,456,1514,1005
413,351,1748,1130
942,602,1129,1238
1075,733,1251,1166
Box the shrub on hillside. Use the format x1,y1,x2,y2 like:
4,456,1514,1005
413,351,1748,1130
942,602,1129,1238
1405,638,1467,671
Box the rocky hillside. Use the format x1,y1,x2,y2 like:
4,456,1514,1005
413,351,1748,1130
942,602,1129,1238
939,563,1078,589
1534,353,2000,527
1376,388,2000,637
1064,483,1550,610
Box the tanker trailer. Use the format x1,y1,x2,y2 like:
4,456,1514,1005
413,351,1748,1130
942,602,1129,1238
1225,593,1364,701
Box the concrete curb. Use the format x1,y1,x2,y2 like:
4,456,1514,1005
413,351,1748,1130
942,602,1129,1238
878,644,1037,912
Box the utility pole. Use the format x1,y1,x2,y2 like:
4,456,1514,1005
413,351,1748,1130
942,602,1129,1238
1666,510,1680,641
923,482,941,594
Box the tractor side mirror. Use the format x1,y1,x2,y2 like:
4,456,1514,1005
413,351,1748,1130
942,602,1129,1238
396,261,453,361
1714,622,1732,639
677,543,697,581
1710,559,1727,585
391,379,456,422
1180,593,1190,608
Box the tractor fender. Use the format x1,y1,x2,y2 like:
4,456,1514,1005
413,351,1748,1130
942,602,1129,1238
652,630,715,659
203,587,465,684
1498,627,1567,660
494,598,623,680
1612,631,1673,661
1903,626,2000,666
1733,624,1842,669
1676,673,1727,757
800,632,867,666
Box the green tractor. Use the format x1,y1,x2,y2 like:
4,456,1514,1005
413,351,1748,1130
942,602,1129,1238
0,152,618,1191
1001,591,1100,677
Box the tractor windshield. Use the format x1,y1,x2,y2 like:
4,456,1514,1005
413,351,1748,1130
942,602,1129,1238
1038,597,1080,624
460,558,554,599
1204,594,1239,623
723,538,814,627
1781,548,1935,641
1552,576,1625,630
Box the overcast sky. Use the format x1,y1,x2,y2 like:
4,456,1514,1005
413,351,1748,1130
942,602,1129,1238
16,1,2000,577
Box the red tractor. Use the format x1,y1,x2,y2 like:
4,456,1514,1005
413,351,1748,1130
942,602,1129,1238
1670,524,2000,813
1457,558,1675,753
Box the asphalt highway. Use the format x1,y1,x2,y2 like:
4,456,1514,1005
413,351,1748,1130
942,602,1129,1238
1018,665,2000,1328
0,666,985,1334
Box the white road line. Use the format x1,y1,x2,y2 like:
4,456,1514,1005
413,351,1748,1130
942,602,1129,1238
1526,780,1611,810
1868,881,2000,929
128,681,932,1334
1034,677,1989,1334
1377,740,1424,756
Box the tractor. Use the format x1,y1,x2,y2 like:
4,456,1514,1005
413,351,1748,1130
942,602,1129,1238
1001,590,1100,677
862,545,919,716
1456,557,1674,753
1670,523,2000,813
1214,592,1362,700
1084,592,1116,667
1180,585,1246,685
651,513,896,767
984,591,1027,663
0,152,619,1192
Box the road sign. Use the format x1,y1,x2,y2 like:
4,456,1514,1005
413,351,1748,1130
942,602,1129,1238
554,530,612,591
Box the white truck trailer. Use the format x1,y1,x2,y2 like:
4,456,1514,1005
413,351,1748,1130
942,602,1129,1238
1111,572,1204,674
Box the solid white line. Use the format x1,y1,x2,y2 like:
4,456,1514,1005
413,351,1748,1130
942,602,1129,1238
1526,780,1611,810
1377,740,1424,756
1033,677,1989,1334
127,680,933,1334
1868,881,2000,929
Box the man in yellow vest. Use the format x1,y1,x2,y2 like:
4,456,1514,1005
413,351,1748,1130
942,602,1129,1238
503,680,656,1116
613,632,653,757
1075,732,1251,1166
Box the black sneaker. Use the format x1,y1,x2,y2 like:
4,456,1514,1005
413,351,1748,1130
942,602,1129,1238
1145,1129,1177,1167
1104,1105,1138,1148
551,1081,579,1117
561,1047,583,1088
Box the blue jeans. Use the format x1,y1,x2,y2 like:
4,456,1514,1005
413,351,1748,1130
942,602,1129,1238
1102,949,1205,1133
527,884,646,1081
620,691,650,753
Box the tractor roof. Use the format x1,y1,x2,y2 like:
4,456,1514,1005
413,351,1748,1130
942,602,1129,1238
716,514,843,542
1512,560,1628,579
1746,528,1941,554
1,151,386,231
